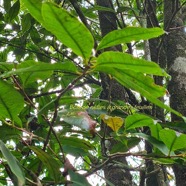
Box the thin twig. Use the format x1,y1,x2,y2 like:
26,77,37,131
36,67,90,175
12,76,36,108
0,40,57,62
42,115,66,162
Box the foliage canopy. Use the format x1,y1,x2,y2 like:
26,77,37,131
0,0,185,185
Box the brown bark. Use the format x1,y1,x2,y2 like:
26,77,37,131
164,0,186,185
96,0,134,185
145,1,169,185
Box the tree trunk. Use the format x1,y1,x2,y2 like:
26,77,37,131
144,1,169,185
96,0,134,185
164,0,186,185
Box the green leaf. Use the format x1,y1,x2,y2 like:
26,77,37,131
41,3,94,59
0,125,20,142
110,137,140,153
159,129,186,153
22,1,94,59
58,136,94,151
97,68,181,117
29,146,61,183
97,27,164,50
0,140,25,186
95,51,168,76
125,114,154,131
0,60,78,79
30,26,42,44
69,170,91,186
21,13,32,33
161,121,186,132
131,133,170,156
4,0,12,12
18,61,53,87
7,0,20,22
153,158,177,165
0,62,14,71
150,123,163,140
60,96,85,105
21,0,43,23
117,6,134,13
63,145,88,157
97,68,166,98
85,5,115,14
0,80,24,125
0,24,5,32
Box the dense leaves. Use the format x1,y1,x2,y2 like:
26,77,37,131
0,0,185,185
22,0,94,59
29,146,62,182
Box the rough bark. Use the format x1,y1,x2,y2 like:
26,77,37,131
143,1,169,186
96,0,134,185
164,0,186,185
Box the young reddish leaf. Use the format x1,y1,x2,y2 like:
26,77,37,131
63,111,97,135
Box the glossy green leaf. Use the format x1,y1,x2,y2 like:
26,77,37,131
85,5,115,14
125,114,154,131
131,133,170,155
29,146,61,182
97,27,164,50
0,125,20,142
153,158,177,165
110,137,140,153
22,1,94,59
144,92,182,117
58,136,94,150
0,62,14,71
0,60,78,79
96,68,165,98
21,0,43,23
7,0,20,21
159,129,186,153
150,123,163,140
41,3,94,59
149,124,165,154
69,170,91,186
30,26,42,44
95,51,168,76
0,140,25,185
59,96,85,105
21,13,32,33
4,0,11,12
161,121,186,133
18,61,53,86
0,80,24,125
117,6,134,13
97,68,181,117
63,145,88,157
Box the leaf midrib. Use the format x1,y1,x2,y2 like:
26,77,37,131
44,4,86,59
